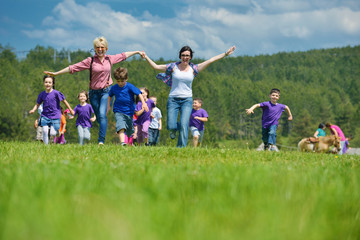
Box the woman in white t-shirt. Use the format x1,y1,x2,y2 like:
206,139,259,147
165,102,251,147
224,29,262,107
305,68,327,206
143,45,235,147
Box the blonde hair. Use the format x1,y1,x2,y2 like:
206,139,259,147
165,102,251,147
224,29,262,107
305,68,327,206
93,36,108,49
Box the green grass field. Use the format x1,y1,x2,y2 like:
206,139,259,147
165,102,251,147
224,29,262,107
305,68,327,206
1,142,359,240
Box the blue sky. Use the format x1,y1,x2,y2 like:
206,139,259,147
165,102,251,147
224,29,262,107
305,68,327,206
1,0,360,60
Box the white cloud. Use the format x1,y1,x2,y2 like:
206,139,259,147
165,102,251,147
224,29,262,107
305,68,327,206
22,0,360,59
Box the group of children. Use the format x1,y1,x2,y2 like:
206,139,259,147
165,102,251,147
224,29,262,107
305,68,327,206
30,73,351,153
30,67,209,147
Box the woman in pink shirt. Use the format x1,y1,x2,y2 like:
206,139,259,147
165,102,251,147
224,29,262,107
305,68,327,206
44,36,144,145
325,122,346,155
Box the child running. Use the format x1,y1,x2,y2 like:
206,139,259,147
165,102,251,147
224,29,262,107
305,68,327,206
189,98,208,147
107,67,148,146
73,90,96,145
148,96,162,146
29,75,74,145
54,107,67,144
135,88,155,146
246,88,293,151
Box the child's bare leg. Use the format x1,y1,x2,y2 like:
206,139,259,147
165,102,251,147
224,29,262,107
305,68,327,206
193,136,199,147
118,129,126,144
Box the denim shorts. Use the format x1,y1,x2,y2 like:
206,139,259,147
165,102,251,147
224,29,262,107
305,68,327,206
115,112,134,137
190,126,204,142
40,116,61,131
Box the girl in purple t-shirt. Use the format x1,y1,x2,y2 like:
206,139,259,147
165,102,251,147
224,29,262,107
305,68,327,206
135,87,155,146
29,75,74,144
73,90,97,145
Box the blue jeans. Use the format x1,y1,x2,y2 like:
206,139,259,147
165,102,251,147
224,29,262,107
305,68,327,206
89,87,110,143
149,128,160,146
262,125,278,147
167,97,193,148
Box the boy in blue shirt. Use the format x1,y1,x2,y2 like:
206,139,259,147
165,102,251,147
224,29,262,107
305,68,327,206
246,88,293,151
107,67,148,145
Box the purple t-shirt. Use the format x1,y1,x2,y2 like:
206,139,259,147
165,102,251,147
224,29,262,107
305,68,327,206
74,103,94,128
36,90,65,119
189,108,208,131
260,101,286,129
135,99,155,125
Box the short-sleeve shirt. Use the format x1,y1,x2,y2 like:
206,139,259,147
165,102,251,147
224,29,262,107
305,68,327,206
189,108,208,131
59,115,67,133
37,90,65,119
316,128,326,137
109,83,141,116
74,103,94,128
330,125,346,141
135,99,156,125
260,101,286,129
149,107,162,129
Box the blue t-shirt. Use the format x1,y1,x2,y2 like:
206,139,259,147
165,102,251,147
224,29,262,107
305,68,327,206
109,83,141,116
316,128,326,137
260,101,286,129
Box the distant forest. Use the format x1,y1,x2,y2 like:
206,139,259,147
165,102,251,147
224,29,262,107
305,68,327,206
1,44,359,148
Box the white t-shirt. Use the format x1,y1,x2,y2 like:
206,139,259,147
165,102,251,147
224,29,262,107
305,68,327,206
168,65,194,98
149,107,162,129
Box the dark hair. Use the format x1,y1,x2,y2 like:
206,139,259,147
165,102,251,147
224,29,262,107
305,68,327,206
270,88,280,95
113,67,128,80
193,97,203,105
325,122,332,128
179,46,194,59
318,123,325,129
43,75,55,89
78,90,90,103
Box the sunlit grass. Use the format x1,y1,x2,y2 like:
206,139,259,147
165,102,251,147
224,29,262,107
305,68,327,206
1,142,359,240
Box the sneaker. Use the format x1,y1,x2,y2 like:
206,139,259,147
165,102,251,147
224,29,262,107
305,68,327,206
170,131,176,139
121,142,127,146
98,142,104,146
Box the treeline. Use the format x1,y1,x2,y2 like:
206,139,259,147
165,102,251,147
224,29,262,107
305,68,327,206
1,44,359,148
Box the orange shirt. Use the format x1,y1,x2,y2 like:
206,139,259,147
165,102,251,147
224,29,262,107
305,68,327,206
59,115,67,133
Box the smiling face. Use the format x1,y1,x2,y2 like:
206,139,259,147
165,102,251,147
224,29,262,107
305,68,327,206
95,43,107,58
78,93,88,104
43,77,54,92
269,92,280,104
193,100,202,110
180,50,192,64
140,88,148,100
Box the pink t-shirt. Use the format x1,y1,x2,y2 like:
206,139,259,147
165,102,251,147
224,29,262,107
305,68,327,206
330,125,346,141
69,53,127,90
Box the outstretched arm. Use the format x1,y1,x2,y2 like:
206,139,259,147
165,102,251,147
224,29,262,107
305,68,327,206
143,53,167,72
44,67,70,77
246,103,260,115
285,105,293,121
125,51,144,59
197,46,236,72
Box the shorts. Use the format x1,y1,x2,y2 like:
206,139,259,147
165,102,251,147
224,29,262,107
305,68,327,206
40,116,61,132
115,112,134,137
190,126,204,143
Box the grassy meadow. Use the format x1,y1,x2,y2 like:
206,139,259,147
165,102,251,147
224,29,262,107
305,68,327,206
1,141,359,240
